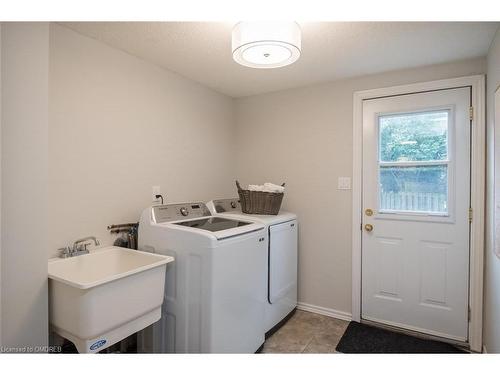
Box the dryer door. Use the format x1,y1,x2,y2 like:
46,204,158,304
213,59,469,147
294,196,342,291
269,220,298,303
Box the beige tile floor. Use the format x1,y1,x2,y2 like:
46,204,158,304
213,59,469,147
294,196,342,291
261,310,350,353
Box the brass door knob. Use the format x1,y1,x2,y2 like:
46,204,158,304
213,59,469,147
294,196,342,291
364,224,374,232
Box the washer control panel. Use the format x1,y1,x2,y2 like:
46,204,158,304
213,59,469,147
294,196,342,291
212,198,241,213
152,202,212,223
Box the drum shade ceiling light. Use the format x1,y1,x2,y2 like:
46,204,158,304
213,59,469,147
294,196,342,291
232,22,301,69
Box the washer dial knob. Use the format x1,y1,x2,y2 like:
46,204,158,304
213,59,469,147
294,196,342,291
180,207,188,216
230,201,237,209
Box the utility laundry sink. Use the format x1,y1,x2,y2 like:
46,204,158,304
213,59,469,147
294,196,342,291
48,246,174,353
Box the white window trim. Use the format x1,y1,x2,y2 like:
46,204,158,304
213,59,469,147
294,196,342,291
352,75,485,352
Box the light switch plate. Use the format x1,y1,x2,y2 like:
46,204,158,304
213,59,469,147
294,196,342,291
337,177,351,190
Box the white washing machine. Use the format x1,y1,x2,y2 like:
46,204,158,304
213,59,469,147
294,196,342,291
206,199,298,335
137,202,267,353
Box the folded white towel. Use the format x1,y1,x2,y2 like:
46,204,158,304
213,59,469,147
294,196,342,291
264,182,285,193
248,184,264,191
247,183,284,193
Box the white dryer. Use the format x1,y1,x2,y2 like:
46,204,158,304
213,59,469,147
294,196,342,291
206,199,298,335
138,202,267,353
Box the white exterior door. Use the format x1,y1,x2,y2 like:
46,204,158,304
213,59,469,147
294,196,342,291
361,87,471,342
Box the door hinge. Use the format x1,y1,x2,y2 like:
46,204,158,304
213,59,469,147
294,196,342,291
468,207,473,222
469,106,474,121
468,306,471,322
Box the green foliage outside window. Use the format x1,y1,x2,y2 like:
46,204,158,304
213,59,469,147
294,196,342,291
379,111,448,162
378,111,448,211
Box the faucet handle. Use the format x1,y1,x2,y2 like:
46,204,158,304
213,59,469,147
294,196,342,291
58,246,72,258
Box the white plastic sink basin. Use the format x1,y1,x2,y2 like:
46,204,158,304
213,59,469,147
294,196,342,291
48,246,174,353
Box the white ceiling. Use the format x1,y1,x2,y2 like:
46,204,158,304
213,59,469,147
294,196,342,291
61,22,498,98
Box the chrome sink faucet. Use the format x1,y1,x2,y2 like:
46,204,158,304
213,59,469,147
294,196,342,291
58,236,101,258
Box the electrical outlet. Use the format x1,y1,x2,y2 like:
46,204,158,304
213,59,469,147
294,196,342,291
152,186,161,203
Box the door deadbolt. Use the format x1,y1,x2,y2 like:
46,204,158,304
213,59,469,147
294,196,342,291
364,224,374,232
365,208,373,216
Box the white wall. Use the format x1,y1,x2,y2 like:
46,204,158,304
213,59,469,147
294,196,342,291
1,23,50,350
484,26,500,353
235,58,486,316
0,22,2,348
48,24,236,257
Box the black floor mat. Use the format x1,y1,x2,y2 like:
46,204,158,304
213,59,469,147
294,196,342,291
335,321,467,353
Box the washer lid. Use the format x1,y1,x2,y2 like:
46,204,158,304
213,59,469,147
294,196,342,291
217,212,297,226
173,217,252,232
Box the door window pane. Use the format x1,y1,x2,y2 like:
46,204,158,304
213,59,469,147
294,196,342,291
379,111,449,162
379,166,448,214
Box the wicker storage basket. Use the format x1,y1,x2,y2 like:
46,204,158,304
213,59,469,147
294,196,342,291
236,180,285,215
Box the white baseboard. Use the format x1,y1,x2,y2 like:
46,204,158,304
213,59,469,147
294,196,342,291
297,302,352,322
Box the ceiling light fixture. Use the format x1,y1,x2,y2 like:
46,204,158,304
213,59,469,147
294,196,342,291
232,21,301,69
